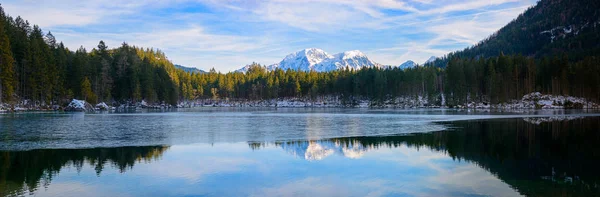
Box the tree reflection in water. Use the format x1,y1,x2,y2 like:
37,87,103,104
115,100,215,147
250,117,600,196
0,146,169,197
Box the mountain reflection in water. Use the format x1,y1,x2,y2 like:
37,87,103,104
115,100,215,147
251,117,600,196
1,117,599,196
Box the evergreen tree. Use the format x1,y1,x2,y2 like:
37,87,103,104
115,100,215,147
0,9,15,103
81,77,96,103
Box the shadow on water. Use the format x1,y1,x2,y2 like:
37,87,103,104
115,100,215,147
1,117,599,196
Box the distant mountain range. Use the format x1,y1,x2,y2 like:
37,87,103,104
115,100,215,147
237,48,430,72
238,48,381,72
174,64,205,74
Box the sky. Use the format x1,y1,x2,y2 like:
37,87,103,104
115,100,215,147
2,0,538,72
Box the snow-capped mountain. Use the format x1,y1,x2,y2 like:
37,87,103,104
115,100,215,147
398,60,417,70
313,50,380,72
424,56,437,64
236,63,268,73
274,48,333,71
237,48,381,72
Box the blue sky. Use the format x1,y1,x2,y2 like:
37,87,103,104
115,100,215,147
3,0,537,72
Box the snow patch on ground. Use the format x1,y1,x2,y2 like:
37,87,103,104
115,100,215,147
457,92,598,109
539,20,600,42
500,92,597,109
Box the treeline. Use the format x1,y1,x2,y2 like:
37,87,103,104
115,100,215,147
444,54,600,105
187,64,443,104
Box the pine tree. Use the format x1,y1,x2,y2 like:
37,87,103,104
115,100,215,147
294,77,301,97
0,10,15,103
81,77,96,103
97,41,112,101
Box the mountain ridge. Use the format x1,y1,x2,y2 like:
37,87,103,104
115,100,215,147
174,64,205,74
424,56,437,64
398,60,417,70
237,48,382,72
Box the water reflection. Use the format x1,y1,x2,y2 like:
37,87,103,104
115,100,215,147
0,146,169,197
1,117,599,196
274,140,368,161
522,115,585,125
250,117,600,196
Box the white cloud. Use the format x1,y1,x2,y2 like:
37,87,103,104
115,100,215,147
208,0,418,32
51,25,281,71
424,5,531,47
29,182,132,197
1,0,162,27
367,4,532,64
131,143,260,182
250,177,352,197
427,165,521,197
417,0,521,15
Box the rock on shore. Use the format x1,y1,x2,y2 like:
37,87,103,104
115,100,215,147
65,99,95,112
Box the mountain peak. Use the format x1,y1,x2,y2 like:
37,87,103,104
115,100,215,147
302,48,326,53
340,50,366,59
399,60,417,70
424,56,437,64
174,64,205,73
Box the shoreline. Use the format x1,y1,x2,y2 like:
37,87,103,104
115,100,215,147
2,92,599,113
2,104,599,114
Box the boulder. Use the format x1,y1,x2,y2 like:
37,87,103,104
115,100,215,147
96,102,110,110
65,99,95,112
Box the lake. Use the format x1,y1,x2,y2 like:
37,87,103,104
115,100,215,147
1,109,599,196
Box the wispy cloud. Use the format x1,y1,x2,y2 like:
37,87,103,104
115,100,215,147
417,0,521,15
1,0,166,27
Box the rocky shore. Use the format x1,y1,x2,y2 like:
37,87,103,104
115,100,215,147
1,92,598,113
196,92,599,109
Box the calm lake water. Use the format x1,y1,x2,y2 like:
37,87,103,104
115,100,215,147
1,109,599,196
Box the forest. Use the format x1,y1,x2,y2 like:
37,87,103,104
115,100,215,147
0,5,183,106
0,3,599,108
